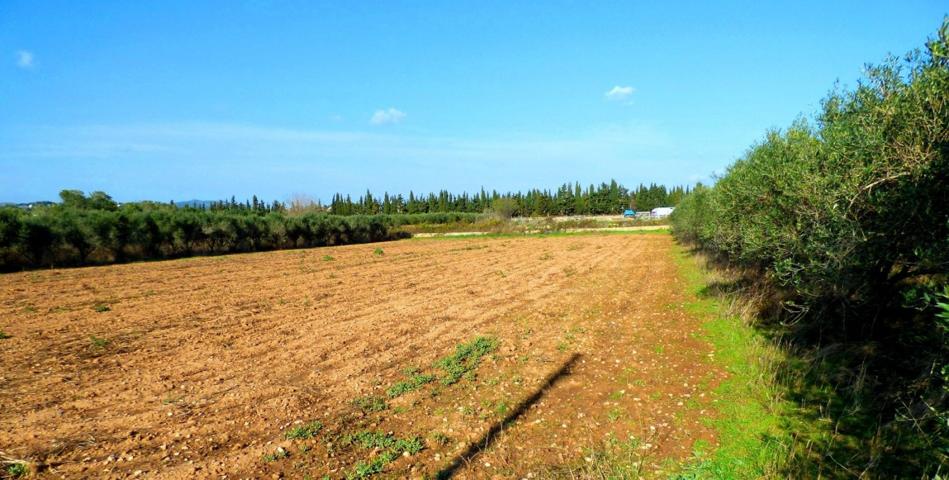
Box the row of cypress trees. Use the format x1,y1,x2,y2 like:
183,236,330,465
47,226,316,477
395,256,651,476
329,181,689,216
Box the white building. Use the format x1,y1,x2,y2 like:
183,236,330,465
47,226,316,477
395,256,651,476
650,207,675,218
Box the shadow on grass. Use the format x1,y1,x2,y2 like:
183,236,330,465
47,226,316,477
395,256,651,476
435,353,582,479
688,247,948,479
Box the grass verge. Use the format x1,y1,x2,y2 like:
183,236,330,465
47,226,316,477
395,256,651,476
669,245,794,479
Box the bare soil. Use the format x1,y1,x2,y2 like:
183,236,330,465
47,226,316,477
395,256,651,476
0,233,723,479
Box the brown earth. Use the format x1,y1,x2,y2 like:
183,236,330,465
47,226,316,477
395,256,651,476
0,232,724,479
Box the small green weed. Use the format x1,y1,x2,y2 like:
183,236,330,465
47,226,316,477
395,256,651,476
435,336,499,385
5,463,28,478
430,432,452,446
263,447,289,462
0,330,10,340
89,335,110,349
285,421,323,440
93,303,111,313
373,248,384,256
345,430,394,449
353,395,388,413
607,407,622,422
387,367,436,398
322,255,335,261
347,451,395,479
343,430,425,478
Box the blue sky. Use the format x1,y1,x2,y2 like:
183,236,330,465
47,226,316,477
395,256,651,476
1,1,945,203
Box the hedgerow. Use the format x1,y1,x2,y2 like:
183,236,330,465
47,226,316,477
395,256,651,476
0,197,398,271
672,19,949,477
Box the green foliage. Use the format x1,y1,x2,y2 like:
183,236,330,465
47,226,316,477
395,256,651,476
0,330,10,340
430,432,452,446
347,451,395,480
489,197,518,219
342,431,424,479
284,421,323,440
89,335,110,349
672,249,791,479
434,336,499,385
262,447,289,462
329,180,688,217
93,303,110,313
386,367,436,398
0,191,398,271
671,19,949,478
5,463,28,478
352,395,388,413
372,247,384,256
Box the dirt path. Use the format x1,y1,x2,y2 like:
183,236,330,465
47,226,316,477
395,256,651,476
0,233,722,479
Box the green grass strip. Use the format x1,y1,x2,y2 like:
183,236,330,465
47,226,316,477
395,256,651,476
670,246,794,479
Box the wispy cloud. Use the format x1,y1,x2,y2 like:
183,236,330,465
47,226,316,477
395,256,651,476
370,108,406,125
0,121,670,164
15,50,34,69
0,120,700,202
604,85,634,103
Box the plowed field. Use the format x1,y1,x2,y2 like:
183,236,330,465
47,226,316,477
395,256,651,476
0,232,723,479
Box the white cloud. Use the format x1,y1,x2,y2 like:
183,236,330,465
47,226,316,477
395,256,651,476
604,85,635,102
16,50,34,69
369,108,406,125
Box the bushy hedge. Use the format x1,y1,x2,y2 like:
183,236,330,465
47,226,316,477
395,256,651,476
0,204,398,271
671,21,948,476
674,22,948,306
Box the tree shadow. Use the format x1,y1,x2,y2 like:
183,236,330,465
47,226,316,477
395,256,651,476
435,353,582,479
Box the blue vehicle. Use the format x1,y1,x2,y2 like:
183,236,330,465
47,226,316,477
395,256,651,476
623,209,636,218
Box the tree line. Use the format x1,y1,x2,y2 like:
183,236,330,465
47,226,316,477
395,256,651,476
1,182,686,271
328,181,689,216
0,191,397,271
671,21,948,478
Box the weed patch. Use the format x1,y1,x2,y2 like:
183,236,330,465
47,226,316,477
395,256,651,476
285,421,323,440
89,335,110,349
434,336,499,385
386,367,436,398
342,430,425,479
5,463,28,478
352,395,388,413
262,447,289,462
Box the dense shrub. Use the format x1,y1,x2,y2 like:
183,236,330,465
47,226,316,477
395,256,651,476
0,194,400,271
672,20,949,477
